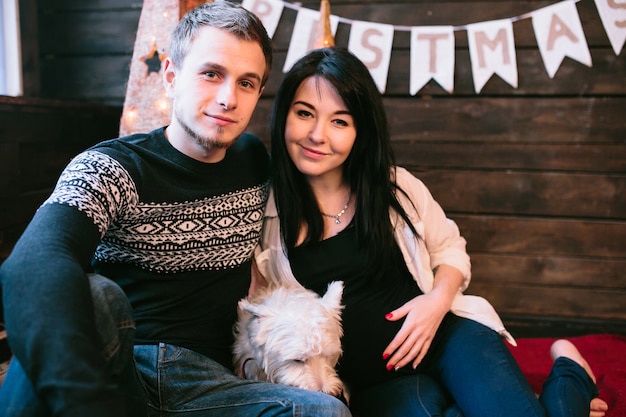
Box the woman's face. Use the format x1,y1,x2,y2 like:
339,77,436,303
284,76,357,183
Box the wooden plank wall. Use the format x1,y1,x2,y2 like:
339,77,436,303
10,0,626,334
0,97,122,259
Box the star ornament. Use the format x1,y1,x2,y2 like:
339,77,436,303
141,44,164,76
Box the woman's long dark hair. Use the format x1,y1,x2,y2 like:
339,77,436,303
270,47,418,269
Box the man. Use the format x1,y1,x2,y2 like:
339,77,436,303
0,2,351,417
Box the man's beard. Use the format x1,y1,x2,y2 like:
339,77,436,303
178,112,232,151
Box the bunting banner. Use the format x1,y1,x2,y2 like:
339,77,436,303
242,0,625,94
120,0,625,135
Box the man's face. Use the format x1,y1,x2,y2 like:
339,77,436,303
163,25,267,162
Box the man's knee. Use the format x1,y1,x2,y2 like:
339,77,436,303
87,274,135,370
88,274,133,322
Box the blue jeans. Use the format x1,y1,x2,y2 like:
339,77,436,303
349,374,463,417
351,314,598,417
0,274,351,417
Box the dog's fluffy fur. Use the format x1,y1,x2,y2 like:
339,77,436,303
233,281,345,397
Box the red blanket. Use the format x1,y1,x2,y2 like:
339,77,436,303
507,334,626,417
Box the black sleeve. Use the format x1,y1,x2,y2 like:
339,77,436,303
0,205,128,416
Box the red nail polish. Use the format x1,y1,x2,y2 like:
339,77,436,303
382,353,390,360
386,364,394,371
385,313,393,320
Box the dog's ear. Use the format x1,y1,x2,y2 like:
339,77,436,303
239,298,267,318
243,357,267,381
322,281,344,311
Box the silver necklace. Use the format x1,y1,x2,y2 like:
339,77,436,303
320,194,351,225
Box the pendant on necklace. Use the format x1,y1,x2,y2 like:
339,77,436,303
332,208,346,224
321,198,349,225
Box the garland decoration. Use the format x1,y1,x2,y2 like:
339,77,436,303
119,0,625,136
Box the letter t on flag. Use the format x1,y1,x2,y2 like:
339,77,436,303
467,19,518,93
410,26,455,94
532,0,592,78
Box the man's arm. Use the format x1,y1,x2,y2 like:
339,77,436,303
1,204,127,416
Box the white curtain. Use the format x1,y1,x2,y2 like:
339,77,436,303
1,0,22,96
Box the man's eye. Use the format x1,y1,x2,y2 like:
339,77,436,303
240,80,255,89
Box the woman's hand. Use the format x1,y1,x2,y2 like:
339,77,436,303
382,264,464,370
382,290,449,370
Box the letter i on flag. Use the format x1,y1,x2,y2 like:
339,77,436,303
283,5,339,72
532,0,592,78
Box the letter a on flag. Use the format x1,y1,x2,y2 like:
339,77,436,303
532,1,592,78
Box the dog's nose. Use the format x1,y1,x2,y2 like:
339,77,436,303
307,357,343,396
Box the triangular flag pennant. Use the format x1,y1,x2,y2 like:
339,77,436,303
594,0,626,55
532,1,592,78
467,19,518,93
283,8,339,72
410,26,455,94
241,0,284,38
348,20,395,93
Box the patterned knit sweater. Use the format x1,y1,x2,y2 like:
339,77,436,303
0,127,269,415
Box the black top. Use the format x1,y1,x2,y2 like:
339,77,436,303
289,224,422,391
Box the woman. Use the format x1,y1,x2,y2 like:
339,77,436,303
254,47,607,417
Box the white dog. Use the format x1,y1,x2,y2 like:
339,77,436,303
233,281,345,398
